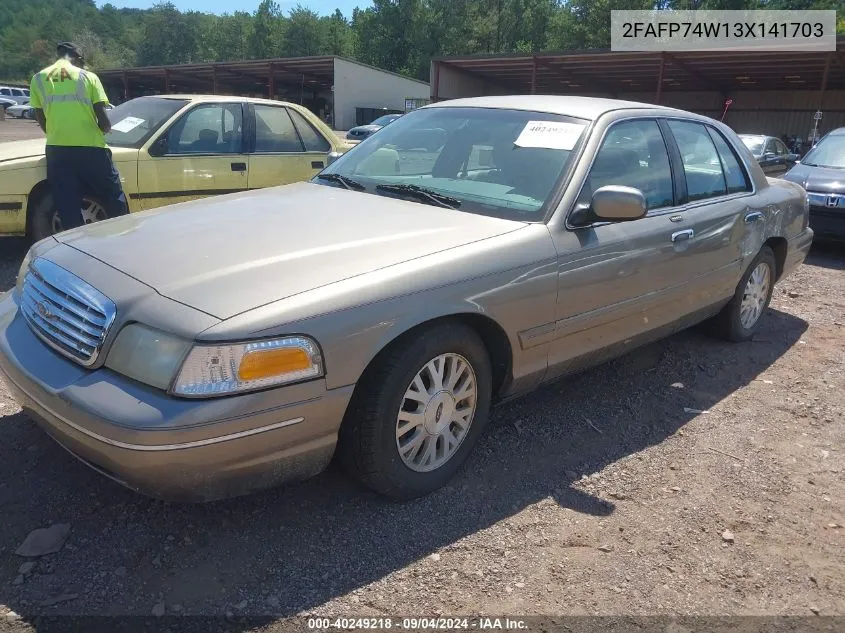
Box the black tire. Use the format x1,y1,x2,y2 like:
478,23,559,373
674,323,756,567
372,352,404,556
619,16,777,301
337,322,493,500
29,191,107,243
712,246,777,342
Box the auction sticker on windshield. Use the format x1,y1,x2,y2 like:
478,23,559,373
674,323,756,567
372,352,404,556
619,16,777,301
514,121,586,150
111,116,145,133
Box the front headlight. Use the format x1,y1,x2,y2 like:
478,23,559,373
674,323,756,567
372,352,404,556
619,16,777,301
105,324,192,390
15,249,33,298
171,336,323,397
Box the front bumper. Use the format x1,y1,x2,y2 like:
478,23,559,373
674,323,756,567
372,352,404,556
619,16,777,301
0,293,354,502
809,207,845,241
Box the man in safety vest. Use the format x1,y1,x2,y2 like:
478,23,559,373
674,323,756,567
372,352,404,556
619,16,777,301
29,42,128,232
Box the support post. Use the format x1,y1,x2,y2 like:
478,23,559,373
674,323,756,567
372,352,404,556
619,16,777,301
163,69,171,94
122,71,129,101
819,51,831,111
268,63,275,100
212,66,219,95
432,60,440,103
655,53,665,104
531,56,537,95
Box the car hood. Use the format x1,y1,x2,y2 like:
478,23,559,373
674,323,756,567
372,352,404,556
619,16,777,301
0,139,136,166
349,125,381,134
783,164,845,193
54,182,526,320
0,139,45,163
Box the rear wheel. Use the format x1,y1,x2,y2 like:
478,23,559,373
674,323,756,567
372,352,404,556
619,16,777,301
712,246,776,342
30,192,108,242
338,322,493,500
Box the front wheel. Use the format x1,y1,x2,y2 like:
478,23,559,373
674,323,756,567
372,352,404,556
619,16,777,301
338,322,493,500
29,192,109,242
712,246,776,342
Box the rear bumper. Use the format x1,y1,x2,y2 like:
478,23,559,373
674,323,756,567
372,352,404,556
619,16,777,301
0,293,354,502
809,207,845,241
782,227,814,279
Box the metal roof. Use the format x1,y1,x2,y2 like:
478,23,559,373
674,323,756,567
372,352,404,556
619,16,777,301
433,38,845,96
98,56,428,98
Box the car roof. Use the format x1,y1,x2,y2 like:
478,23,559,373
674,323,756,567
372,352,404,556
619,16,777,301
424,95,689,121
149,94,300,107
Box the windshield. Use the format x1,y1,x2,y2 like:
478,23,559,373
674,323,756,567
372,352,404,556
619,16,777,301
739,135,765,157
371,114,400,126
800,133,845,168
105,97,188,148
317,107,588,220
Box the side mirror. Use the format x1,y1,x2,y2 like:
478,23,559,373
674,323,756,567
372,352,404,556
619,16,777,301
148,135,168,157
326,151,344,166
763,151,776,159
570,185,647,226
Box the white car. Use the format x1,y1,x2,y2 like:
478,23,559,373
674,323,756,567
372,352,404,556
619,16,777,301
6,104,34,119
0,86,29,105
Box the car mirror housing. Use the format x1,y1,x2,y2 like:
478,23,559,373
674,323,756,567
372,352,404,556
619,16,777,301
569,186,647,227
148,135,168,157
593,185,647,221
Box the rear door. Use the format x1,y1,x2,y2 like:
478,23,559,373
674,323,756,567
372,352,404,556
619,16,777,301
661,119,756,308
136,102,248,210
246,104,332,191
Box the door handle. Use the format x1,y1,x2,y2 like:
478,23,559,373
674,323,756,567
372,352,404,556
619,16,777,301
745,211,764,224
311,161,324,169
671,229,694,242
231,162,247,172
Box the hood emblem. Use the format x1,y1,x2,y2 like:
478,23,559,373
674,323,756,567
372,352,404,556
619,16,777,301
826,195,840,208
35,301,56,320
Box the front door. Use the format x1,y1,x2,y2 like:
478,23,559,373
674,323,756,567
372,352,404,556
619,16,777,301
545,118,691,381
137,102,248,210
246,104,331,190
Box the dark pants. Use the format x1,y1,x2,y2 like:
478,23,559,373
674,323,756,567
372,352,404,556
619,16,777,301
45,145,129,231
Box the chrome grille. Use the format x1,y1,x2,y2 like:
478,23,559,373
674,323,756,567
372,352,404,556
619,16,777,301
20,258,116,367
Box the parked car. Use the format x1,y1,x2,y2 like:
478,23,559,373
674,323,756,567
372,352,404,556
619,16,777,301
0,96,812,502
0,97,17,112
346,113,402,141
738,134,799,177
782,127,845,241
0,95,352,241
0,86,30,105
6,104,34,119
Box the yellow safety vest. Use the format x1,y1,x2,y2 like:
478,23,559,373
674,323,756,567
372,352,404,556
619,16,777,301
29,59,109,148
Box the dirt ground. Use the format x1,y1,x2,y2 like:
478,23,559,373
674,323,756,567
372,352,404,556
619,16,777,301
0,241,842,627
0,119,41,144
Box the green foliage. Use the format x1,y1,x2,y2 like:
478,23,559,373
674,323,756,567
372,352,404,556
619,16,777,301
0,0,841,83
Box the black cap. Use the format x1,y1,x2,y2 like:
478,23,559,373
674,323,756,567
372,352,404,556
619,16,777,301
56,42,83,61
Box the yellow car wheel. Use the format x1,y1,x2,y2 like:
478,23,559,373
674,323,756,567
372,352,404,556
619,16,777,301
30,192,108,242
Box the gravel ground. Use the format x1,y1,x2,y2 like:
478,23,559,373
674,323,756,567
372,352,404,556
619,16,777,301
0,234,842,629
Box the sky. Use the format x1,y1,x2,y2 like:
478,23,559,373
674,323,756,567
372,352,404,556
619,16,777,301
96,0,371,16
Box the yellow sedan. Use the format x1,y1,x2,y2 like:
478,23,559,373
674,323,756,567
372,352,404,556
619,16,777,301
0,95,352,241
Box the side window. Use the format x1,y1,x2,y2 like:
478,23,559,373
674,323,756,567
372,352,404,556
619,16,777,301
667,120,727,202
167,104,242,155
288,109,331,152
0,89,10,96
254,105,305,153
584,119,674,211
774,139,788,156
707,128,752,194
11,89,23,96
764,139,776,156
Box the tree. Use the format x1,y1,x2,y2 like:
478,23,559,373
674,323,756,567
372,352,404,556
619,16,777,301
285,5,325,57
249,0,284,59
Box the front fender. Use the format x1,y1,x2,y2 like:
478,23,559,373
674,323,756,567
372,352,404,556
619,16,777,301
0,160,45,235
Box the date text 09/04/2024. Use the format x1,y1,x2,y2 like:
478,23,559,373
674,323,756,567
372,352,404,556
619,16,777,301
621,21,824,39
307,618,528,630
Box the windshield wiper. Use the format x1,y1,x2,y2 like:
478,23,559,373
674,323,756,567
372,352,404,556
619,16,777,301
316,173,365,191
375,184,461,209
